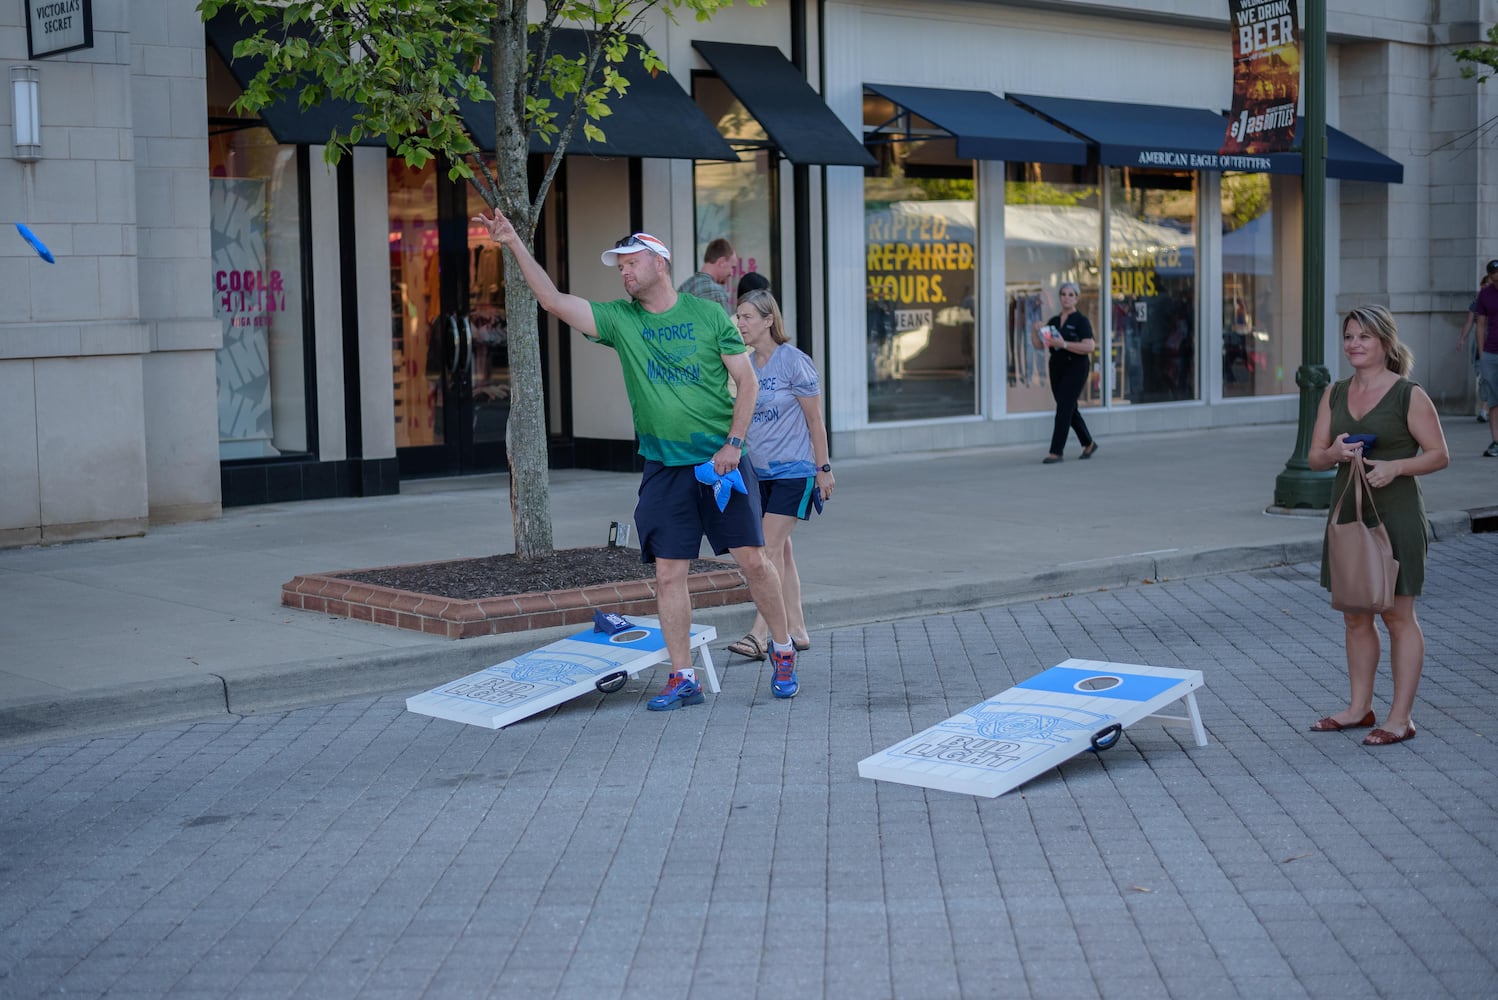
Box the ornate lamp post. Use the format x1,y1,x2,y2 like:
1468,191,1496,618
1273,0,1335,509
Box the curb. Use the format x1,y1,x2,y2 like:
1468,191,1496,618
0,514,1473,748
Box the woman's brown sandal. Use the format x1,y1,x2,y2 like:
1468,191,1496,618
727,634,767,661
1363,724,1416,746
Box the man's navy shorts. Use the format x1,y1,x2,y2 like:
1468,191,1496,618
759,476,817,521
634,457,765,562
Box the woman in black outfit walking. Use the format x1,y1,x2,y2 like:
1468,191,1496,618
1031,281,1099,464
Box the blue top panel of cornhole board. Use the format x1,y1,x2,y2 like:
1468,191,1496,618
405,618,716,730
857,658,1204,798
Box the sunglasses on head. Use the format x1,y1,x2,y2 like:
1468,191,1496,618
613,234,666,257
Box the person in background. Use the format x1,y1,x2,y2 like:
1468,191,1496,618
723,289,834,700
471,211,798,711
1031,280,1099,464
1457,286,1487,423
677,237,736,315
1459,259,1498,447
737,270,771,301
1308,305,1448,746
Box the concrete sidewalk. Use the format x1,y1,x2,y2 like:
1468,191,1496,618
1,417,1493,746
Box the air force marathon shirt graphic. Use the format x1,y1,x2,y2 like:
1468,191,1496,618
590,293,748,466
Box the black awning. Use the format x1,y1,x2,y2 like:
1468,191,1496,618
1008,94,1299,174
1267,121,1404,184
459,31,737,161
205,12,379,147
865,83,1087,165
692,42,873,167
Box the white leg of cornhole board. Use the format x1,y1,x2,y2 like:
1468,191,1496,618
405,618,719,730
1148,690,1208,747
857,658,1207,798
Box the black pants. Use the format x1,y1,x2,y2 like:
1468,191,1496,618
1048,354,1093,456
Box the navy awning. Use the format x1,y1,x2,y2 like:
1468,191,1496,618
692,42,873,167
865,83,1087,165
1267,120,1404,184
460,31,737,161
205,12,381,147
1007,94,1300,174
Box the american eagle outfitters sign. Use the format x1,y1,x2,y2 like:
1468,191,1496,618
1220,0,1300,155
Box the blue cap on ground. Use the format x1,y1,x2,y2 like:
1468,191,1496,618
593,609,632,634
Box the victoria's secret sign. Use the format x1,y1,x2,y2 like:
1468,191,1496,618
25,0,94,59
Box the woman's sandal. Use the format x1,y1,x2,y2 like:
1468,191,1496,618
1310,710,1376,732
1363,723,1416,746
792,638,811,652
727,633,767,661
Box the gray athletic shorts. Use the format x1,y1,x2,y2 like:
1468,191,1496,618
1480,352,1498,406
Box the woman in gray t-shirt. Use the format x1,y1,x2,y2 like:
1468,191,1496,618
724,290,835,691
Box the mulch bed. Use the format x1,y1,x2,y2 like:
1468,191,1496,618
281,546,750,640
337,546,728,599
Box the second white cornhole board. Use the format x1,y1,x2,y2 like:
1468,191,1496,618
405,617,718,730
858,658,1207,798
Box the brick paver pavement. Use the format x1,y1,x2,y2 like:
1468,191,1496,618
3,535,1496,999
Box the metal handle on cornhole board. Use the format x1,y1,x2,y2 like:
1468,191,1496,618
595,672,628,694
1089,724,1123,752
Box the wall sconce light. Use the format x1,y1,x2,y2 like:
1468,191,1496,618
12,64,41,162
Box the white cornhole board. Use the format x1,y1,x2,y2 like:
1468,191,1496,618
858,658,1207,798
405,617,718,730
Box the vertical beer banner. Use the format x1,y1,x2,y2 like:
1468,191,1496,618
1221,0,1300,154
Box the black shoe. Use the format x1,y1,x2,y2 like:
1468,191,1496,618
1080,442,1099,460
1042,455,1063,465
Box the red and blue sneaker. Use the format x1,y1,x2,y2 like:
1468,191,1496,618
647,671,704,711
770,646,798,699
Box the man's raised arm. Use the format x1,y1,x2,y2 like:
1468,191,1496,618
472,208,597,338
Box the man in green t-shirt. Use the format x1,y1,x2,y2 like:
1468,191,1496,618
472,209,801,707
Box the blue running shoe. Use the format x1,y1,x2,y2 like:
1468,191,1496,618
647,672,704,711
770,646,798,699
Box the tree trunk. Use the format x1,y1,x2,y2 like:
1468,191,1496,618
492,5,553,559
503,261,554,558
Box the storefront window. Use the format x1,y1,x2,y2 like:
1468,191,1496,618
465,180,510,450
208,50,308,460
1221,172,1299,396
1110,168,1198,404
386,158,511,466
694,77,773,304
1004,164,1103,414
387,160,444,449
863,94,977,422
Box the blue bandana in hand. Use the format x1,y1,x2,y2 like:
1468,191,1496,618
694,461,747,512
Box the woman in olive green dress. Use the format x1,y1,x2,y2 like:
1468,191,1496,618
1308,305,1448,746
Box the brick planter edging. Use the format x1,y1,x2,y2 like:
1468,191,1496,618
281,564,751,640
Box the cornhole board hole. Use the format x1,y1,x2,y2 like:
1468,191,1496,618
406,618,718,730
858,658,1207,798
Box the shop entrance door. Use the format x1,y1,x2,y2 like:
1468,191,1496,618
388,159,510,477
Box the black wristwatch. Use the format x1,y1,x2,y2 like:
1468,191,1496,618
819,463,832,473
725,436,743,448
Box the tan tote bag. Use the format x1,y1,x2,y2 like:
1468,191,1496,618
1326,459,1399,614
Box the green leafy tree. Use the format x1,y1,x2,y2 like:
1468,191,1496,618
198,0,758,558
1454,24,1498,83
